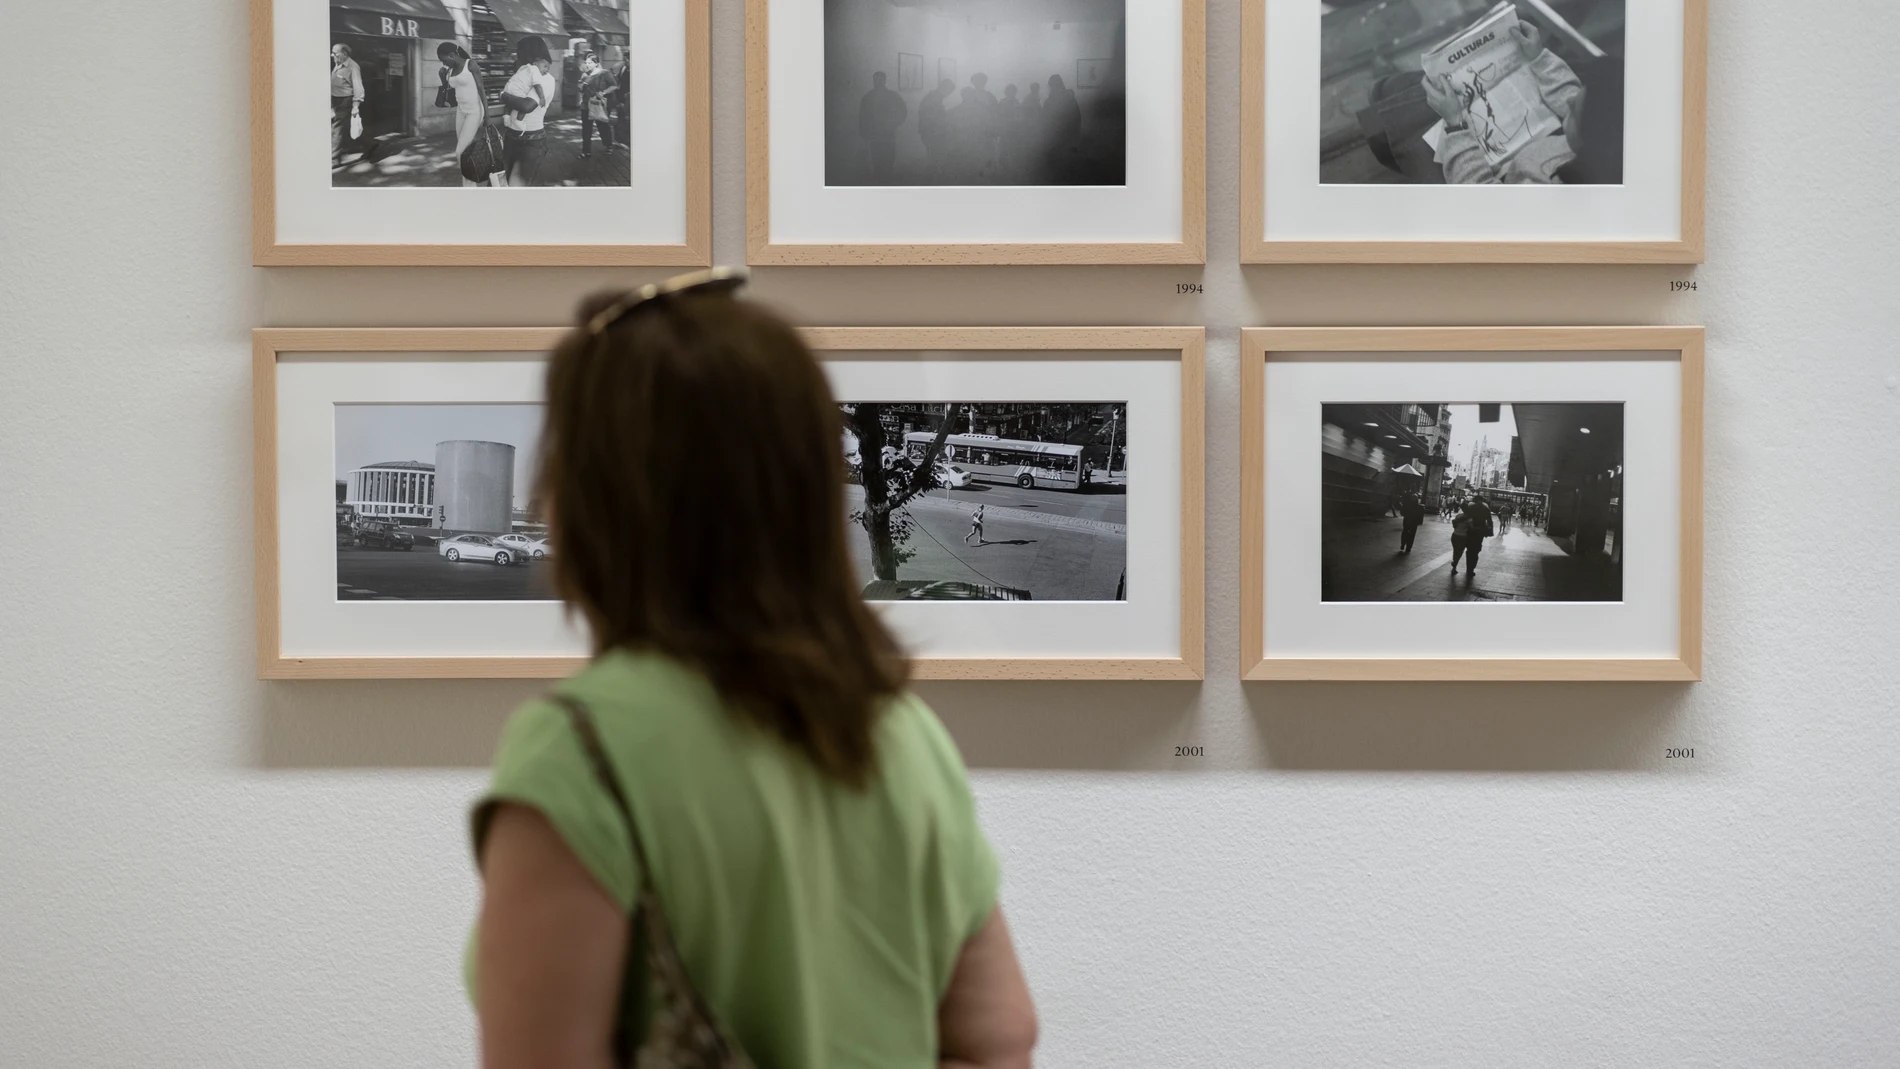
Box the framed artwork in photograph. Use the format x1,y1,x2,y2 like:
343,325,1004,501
252,0,711,266
807,327,1205,679
747,0,1206,264
1240,326,1703,681
898,51,924,91
255,327,582,678
1240,0,1707,263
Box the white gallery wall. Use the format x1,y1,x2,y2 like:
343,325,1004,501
3,1,1898,1067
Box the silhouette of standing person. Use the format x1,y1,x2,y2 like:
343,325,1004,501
917,79,953,181
1021,82,1045,181
995,84,1021,179
857,70,907,183
951,73,998,181
1043,74,1082,180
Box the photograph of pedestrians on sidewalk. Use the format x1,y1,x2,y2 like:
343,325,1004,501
328,0,634,188
840,401,1128,601
1319,401,1623,603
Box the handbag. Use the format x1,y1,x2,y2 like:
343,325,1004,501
552,694,757,1069
348,104,363,140
435,73,457,109
460,123,506,183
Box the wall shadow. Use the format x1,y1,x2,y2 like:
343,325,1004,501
256,678,539,770
1244,680,1694,772
920,680,1200,771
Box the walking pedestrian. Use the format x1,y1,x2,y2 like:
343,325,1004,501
965,504,985,545
1453,496,1495,577
439,43,501,188
470,270,1037,1065
499,36,556,187
1399,491,1425,553
330,43,365,165
577,52,618,159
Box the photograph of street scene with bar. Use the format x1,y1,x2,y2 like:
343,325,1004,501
1320,401,1623,602
327,0,636,188
840,401,1128,601
1320,0,1627,186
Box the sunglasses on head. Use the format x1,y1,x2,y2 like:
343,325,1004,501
586,267,750,337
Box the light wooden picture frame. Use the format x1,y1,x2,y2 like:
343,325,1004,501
1240,326,1703,681
252,0,711,266
256,326,1203,681
256,327,579,679
745,0,1207,265
807,327,1205,679
1240,0,1708,264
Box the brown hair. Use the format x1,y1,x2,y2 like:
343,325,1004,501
539,290,909,788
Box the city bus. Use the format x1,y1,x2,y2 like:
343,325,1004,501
903,432,1090,491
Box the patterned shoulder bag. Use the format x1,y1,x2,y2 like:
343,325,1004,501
551,694,757,1069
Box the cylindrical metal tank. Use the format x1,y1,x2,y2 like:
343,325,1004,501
435,440,515,534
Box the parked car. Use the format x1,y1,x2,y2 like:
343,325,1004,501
353,521,415,551
494,533,551,560
860,579,1030,601
437,534,524,566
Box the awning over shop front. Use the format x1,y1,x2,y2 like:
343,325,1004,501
565,2,631,37
332,0,458,40
480,0,565,37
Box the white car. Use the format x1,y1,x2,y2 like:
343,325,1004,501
494,533,552,560
935,463,973,489
437,534,525,566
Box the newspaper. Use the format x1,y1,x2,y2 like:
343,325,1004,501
1420,3,1562,167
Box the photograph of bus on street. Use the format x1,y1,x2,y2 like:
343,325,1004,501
333,403,556,601
839,401,1128,602
1320,401,1623,602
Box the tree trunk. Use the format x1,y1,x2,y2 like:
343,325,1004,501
849,404,899,581
847,403,955,582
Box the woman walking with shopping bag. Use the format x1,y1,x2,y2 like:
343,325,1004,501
438,43,503,187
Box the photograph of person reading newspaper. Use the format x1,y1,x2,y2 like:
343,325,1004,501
840,401,1128,602
1320,0,1626,185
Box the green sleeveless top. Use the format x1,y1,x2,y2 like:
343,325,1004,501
465,649,999,1067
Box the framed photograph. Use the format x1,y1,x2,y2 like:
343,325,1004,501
898,51,924,91
747,0,1206,264
255,327,581,678
1240,326,1703,681
256,326,1203,680
808,327,1205,679
252,0,712,266
1241,0,1707,263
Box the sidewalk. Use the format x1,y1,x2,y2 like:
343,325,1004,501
1322,514,1622,602
843,485,1126,600
332,116,631,188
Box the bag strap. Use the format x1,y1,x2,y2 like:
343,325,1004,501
550,692,753,1069
550,692,650,1066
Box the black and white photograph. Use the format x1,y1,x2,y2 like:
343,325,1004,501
333,403,556,601
328,0,634,188
1320,402,1623,602
840,402,1128,601
823,0,1127,186
1320,0,1627,185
